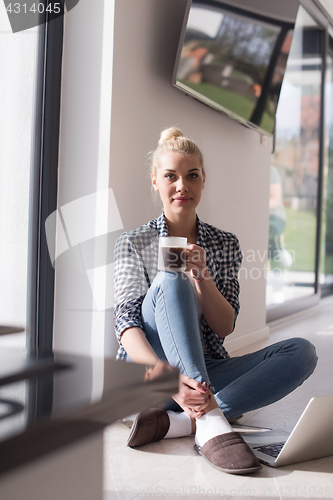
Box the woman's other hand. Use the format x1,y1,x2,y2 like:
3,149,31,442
173,375,211,418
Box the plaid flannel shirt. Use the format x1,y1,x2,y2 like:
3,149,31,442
113,212,242,360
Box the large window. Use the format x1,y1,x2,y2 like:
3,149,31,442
0,8,63,357
267,6,323,310
0,6,38,349
321,38,333,292
0,4,64,429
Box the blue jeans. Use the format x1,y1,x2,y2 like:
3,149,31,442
141,271,317,420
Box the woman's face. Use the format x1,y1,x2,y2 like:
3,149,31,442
152,151,205,218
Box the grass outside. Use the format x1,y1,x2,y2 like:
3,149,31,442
321,218,333,276
279,206,333,276
284,206,316,273
180,81,274,132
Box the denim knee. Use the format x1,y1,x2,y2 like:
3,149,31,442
154,270,193,294
291,337,318,379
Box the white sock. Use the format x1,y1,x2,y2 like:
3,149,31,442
194,408,233,448
164,411,192,439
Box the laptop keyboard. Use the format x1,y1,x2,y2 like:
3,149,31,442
253,442,285,458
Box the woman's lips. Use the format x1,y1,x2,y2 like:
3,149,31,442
173,197,191,203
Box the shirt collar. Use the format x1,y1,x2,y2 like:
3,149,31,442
157,212,206,245
156,212,170,237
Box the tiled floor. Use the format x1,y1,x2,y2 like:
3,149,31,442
103,296,333,500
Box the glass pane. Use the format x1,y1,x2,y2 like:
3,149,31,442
0,8,38,349
174,1,297,135
321,42,333,288
267,7,322,306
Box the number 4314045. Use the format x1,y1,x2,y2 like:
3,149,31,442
6,3,62,14
276,486,332,497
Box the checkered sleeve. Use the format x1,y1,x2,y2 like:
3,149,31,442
113,232,149,345
218,234,243,323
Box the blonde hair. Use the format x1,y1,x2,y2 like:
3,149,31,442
151,127,204,177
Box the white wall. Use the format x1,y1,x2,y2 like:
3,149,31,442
54,0,272,358
54,0,115,360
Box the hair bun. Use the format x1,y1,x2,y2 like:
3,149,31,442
158,127,183,146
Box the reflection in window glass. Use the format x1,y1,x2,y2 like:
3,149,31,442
267,7,322,306
176,2,294,135
0,9,38,348
321,43,333,289
0,8,38,435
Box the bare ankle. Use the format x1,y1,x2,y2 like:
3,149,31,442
205,391,219,412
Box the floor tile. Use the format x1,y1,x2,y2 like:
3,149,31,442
138,454,252,499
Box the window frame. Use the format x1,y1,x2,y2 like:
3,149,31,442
320,34,333,298
27,8,64,359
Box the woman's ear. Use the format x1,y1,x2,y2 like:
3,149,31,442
151,174,159,191
202,172,206,189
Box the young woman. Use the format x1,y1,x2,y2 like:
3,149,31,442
113,127,317,475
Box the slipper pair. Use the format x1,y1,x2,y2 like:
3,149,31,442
127,407,261,475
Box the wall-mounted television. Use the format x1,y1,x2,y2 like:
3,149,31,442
172,0,299,135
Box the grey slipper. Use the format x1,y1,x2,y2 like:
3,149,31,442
194,431,262,475
127,407,170,447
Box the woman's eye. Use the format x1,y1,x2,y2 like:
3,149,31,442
164,173,199,180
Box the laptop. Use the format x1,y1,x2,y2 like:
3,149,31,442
235,395,333,467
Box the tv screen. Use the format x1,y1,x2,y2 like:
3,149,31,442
172,0,298,135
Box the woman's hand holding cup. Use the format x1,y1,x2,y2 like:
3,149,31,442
185,244,209,282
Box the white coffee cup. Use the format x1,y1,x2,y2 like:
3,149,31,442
158,237,187,272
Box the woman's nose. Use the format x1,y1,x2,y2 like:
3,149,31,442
176,177,188,191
